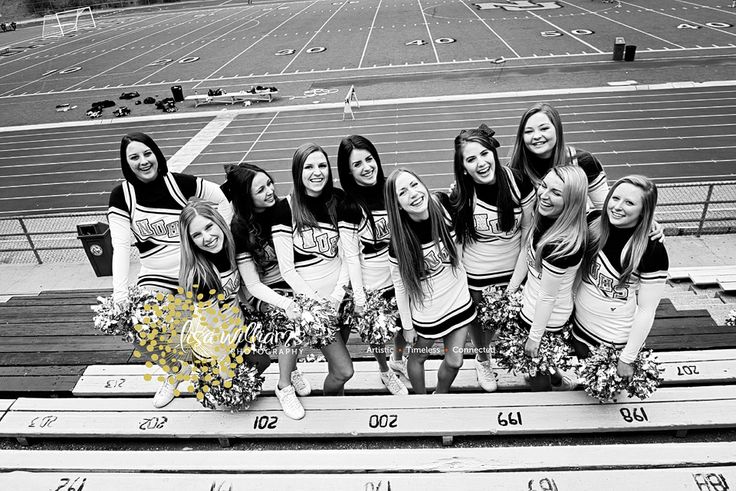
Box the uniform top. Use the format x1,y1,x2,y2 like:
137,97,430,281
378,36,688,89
349,183,392,291
527,146,608,208
575,211,669,363
521,215,585,341
462,166,536,289
271,189,364,304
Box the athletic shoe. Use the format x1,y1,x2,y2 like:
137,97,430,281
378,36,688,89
388,356,409,379
275,384,305,420
153,376,179,408
380,370,409,395
291,368,312,396
551,371,577,391
475,357,498,393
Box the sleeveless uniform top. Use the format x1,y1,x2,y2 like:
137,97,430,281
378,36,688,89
528,146,608,207
389,195,476,339
574,219,669,346
353,184,393,291
462,166,535,290
520,216,584,330
233,206,287,289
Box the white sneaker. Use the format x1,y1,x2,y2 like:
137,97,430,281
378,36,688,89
275,384,305,420
153,376,179,408
388,356,409,379
290,368,312,397
475,357,498,393
380,370,409,395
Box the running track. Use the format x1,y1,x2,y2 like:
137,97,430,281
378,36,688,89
0,83,734,216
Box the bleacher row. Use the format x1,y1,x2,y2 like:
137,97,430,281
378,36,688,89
0,267,735,489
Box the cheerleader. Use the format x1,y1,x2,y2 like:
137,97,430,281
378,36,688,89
509,103,609,209
337,135,408,396
521,166,588,391
108,132,232,408
385,169,476,394
108,132,232,304
225,163,306,420
154,198,270,408
574,176,669,378
271,143,358,396
450,124,535,392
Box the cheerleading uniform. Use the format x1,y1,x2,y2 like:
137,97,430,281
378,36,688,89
520,215,584,343
232,203,294,311
271,190,364,306
108,172,232,303
352,184,393,292
574,216,669,364
463,166,536,290
389,195,476,339
528,146,608,209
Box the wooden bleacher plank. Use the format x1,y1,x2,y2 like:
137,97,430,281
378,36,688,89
669,265,736,280
0,304,95,315
0,399,14,421
2,386,734,440
0,351,131,367
0,336,131,353
0,442,733,471
72,349,736,396
0,322,99,336
648,333,736,350
719,281,736,292
1,468,735,491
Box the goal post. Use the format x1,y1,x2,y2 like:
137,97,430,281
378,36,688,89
42,7,96,39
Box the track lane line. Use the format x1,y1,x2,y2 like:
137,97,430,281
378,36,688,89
238,112,279,164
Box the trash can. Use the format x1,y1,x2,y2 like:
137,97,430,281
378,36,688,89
624,45,637,61
171,85,184,103
613,37,626,61
77,222,113,277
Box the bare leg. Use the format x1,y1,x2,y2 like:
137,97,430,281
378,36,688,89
407,335,434,394
436,325,470,393
320,337,354,396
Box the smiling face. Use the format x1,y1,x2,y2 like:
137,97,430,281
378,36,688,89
523,112,557,160
348,148,378,187
395,171,429,221
537,171,566,218
126,141,159,183
250,172,276,211
607,182,645,229
302,151,329,197
189,214,224,254
462,141,497,185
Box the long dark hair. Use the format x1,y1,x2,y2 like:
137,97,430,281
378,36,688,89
384,169,459,306
450,124,517,245
337,135,386,240
509,103,567,186
290,143,339,234
224,163,277,270
119,132,169,185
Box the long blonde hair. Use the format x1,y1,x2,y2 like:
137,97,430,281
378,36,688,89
384,169,458,306
179,198,237,297
587,175,658,287
532,166,588,269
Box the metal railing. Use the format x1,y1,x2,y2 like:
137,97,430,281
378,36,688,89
1,181,735,265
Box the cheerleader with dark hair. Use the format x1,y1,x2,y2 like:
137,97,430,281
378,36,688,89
385,169,476,394
224,163,306,419
337,135,408,396
509,103,609,209
271,143,361,396
574,175,669,378
450,124,535,392
521,166,588,391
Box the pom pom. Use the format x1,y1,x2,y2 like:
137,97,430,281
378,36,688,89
477,285,523,335
193,352,264,411
91,285,162,343
495,320,577,377
250,295,339,350
579,345,663,403
725,310,736,327
352,289,400,345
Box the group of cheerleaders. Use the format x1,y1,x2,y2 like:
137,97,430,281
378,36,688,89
108,102,669,420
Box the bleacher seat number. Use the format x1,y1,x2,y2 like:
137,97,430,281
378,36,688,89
253,415,278,430
368,414,398,429
619,407,648,423
497,411,523,426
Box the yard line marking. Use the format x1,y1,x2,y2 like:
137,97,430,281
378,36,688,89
358,0,383,69
280,1,349,74
456,0,520,58
527,11,604,54
623,1,736,38
168,112,238,173
238,112,279,164
675,0,736,16
559,0,684,49
201,1,319,85
417,0,440,64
